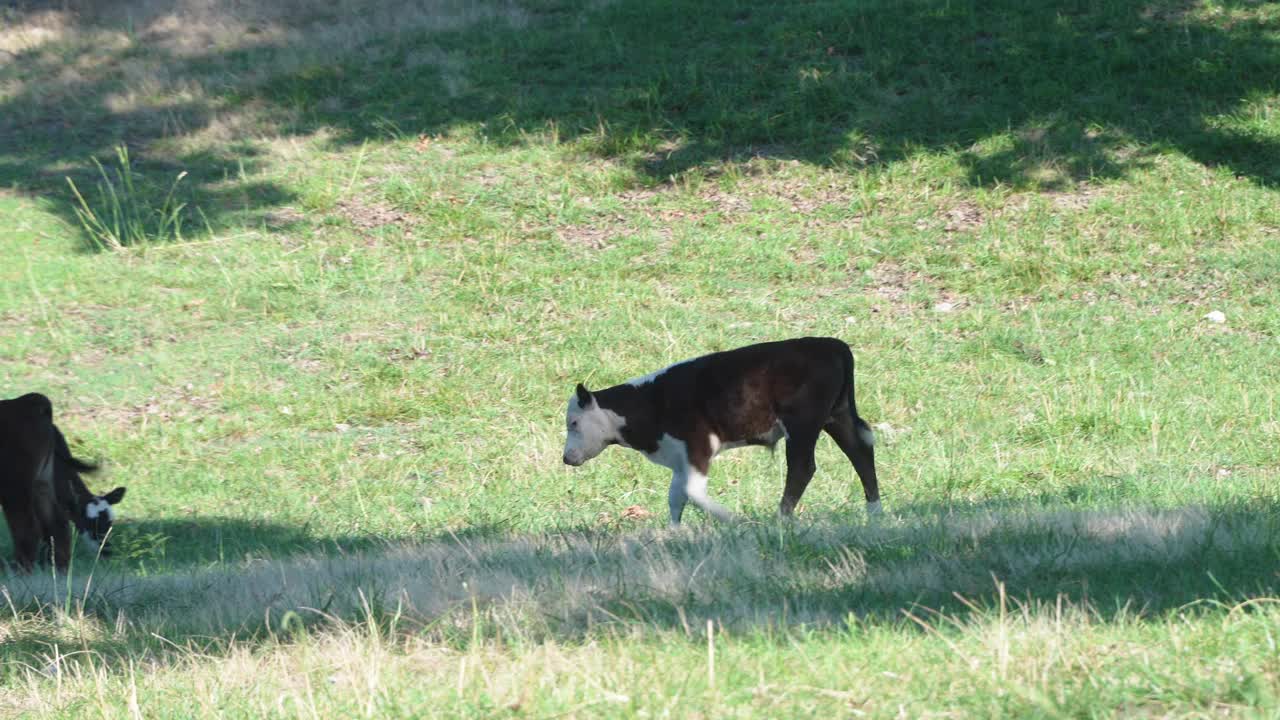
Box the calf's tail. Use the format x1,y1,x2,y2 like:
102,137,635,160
53,426,98,474
838,340,875,448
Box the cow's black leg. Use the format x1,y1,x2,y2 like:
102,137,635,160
3,503,41,572
824,412,880,514
779,423,820,516
38,503,71,571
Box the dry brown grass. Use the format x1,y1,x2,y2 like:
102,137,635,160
1,504,1277,717
0,505,1271,641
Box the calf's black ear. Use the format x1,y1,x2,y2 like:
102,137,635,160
103,486,126,504
575,383,593,408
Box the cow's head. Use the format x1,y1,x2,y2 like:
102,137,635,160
563,384,624,466
75,486,126,556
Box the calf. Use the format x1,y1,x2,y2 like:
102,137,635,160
562,337,879,524
54,424,126,557
0,393,125,571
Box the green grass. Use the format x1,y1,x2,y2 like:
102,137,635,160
2,0,1280,716
65,145,194,251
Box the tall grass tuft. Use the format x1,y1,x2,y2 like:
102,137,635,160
66,145,189,251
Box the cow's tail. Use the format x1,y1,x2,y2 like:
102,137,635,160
54,426,99,474
838,340,875,448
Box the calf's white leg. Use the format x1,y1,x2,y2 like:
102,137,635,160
668,470,689,525
677,465,734,524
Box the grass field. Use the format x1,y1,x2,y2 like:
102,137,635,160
3,0,1280,716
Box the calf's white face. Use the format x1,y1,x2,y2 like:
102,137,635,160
563,384,623,466
76,486,126,555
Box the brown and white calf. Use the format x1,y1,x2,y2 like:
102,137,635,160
562,337,880,524
0,393,125,571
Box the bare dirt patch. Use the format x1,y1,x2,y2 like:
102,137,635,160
696,164,864,223
913,199,985,238
336,197,410,233
942,200,984,233
555,192,680,250
556,223,619,250
1002,184,1107,218
1046,184,1104,212
866,261,927,306
751,171,860,218
695,187,754,218
69,384,222,431
555,213,675,251
263,206,308,229
860,260,973,318
610,167,865,237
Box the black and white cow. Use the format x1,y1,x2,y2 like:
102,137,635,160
563,337,880,524
53,423,125,556
0,393,125,571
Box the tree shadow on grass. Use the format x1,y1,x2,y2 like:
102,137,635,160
0,515,390,578
2,498,1278,680
2,0,1279,250
103,515,396,573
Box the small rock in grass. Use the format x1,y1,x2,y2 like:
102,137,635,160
1203,310,1226,324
